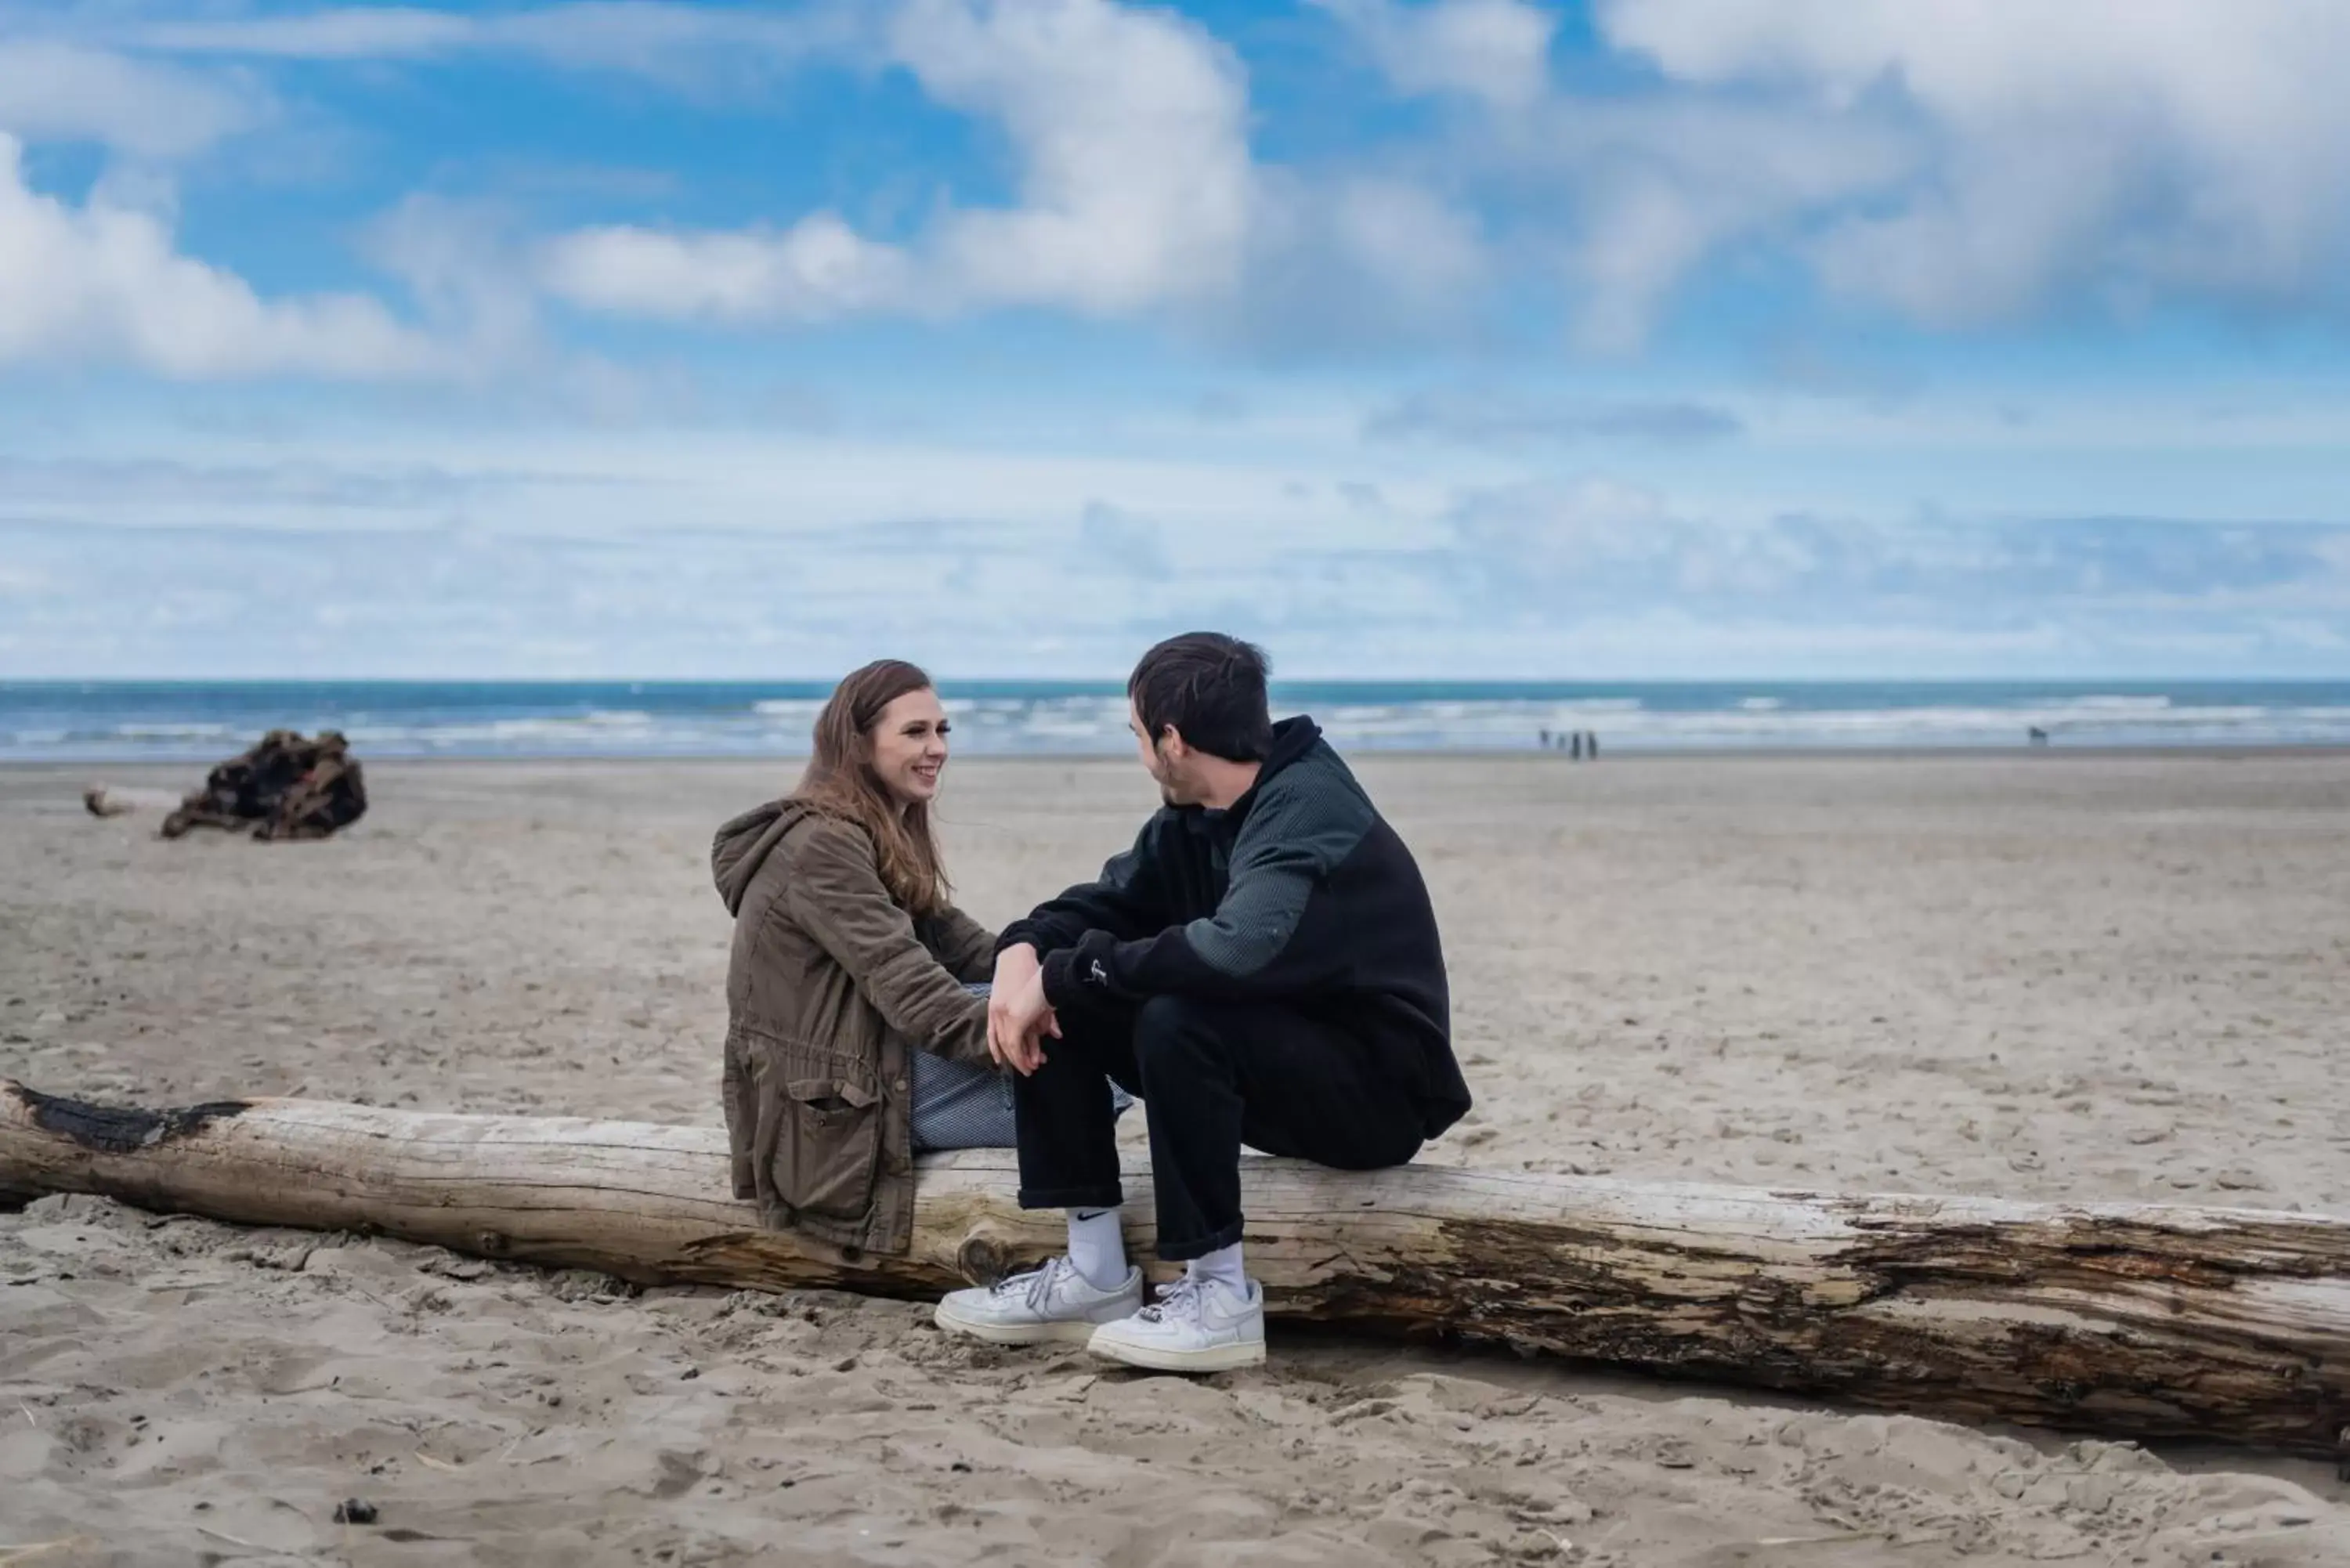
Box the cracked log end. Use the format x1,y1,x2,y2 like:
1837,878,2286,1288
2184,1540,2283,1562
4,1080,250,1155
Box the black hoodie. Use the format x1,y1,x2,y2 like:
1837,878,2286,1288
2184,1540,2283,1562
1000,716,1470,1137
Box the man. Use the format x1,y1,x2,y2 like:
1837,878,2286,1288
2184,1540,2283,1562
935,633,1470,1371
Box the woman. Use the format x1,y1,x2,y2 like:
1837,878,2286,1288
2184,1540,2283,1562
712,659,1014,1259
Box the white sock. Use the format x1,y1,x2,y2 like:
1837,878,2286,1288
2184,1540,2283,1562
1066,1207,1127,1291
1186,1241,1247,1295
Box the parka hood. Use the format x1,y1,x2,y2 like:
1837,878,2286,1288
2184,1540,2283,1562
711,798,815,916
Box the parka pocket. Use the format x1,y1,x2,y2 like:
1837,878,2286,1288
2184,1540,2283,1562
779,1075,881,1223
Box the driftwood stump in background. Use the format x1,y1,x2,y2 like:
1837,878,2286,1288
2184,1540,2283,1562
2,1079,2345,1458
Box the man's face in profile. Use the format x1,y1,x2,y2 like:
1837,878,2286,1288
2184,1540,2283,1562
1129,699,1191,807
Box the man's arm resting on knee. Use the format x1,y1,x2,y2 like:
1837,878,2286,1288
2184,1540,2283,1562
1038,840,1349,1008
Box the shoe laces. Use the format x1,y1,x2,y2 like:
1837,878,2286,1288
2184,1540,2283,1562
1135,1274,1205,1324
992,1255,1076,1311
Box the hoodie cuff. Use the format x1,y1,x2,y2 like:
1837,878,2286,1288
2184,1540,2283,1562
993,925,1044,960
1040,945,1083,1010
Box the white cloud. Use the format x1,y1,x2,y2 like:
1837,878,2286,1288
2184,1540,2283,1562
101,0,1260,326
1198,168,1495,352
1445,480,2350,633
1315,0,1556,110
1546,94,1918,351
893,0,1252,316
0,41,262,159
132,7,477,60
541,213,913,323
0,135,436,379
485,3,862,89
1307,0,2350,341
1599,0,2350,326
1603,0,2345,128
363,194,554,370
1365,388,1741,448
1312,2,1918,347
537,0,1253,324
126,2,859,89
1449,476,1675,585
1323,176,1488,305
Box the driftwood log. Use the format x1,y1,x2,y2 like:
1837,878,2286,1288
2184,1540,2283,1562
82,783,183,818
3,1079,2346,1458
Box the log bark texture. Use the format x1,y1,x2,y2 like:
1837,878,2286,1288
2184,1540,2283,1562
4,1078,2346,1456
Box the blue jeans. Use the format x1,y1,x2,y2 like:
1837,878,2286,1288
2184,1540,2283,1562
911,985,1131,1153
910,1048,1020,1151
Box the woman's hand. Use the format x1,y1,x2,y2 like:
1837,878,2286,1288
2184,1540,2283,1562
988,945,1055,1073
1000,973,1059,1075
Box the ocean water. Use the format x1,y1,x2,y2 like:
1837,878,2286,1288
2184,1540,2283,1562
7,680,2350,763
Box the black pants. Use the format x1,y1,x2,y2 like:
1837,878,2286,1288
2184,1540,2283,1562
1013,990,1426,1261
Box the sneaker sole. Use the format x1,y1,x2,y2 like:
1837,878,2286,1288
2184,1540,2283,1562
932,1299,1120,1347
1083,1331,1267,1374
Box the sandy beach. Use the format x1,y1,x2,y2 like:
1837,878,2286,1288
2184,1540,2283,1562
5,750,2349,1565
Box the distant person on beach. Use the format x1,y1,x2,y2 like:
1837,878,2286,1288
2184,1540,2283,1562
935,633,1472,1371
710,660,1017,1259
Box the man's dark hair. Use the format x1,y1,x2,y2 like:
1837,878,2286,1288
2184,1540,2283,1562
1129,633,1274,763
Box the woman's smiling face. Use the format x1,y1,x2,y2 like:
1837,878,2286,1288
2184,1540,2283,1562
870,687,950,808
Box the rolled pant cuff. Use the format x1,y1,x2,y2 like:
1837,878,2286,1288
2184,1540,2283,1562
1152,1219,1244,1263
1017,1183,1126,1212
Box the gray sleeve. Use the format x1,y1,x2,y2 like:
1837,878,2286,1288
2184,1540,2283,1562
1188,771,1374,977
1040,764,1380,1007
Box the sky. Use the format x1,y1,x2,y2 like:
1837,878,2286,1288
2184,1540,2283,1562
4,0,2350,681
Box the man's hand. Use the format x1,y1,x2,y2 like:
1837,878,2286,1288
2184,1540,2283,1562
988,945,1052,1072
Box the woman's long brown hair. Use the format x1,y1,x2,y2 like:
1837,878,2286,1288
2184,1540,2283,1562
790,659,949,915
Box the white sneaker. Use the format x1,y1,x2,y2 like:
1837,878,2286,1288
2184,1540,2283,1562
1085,1274,1266,1372
933,1255,1145,1346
